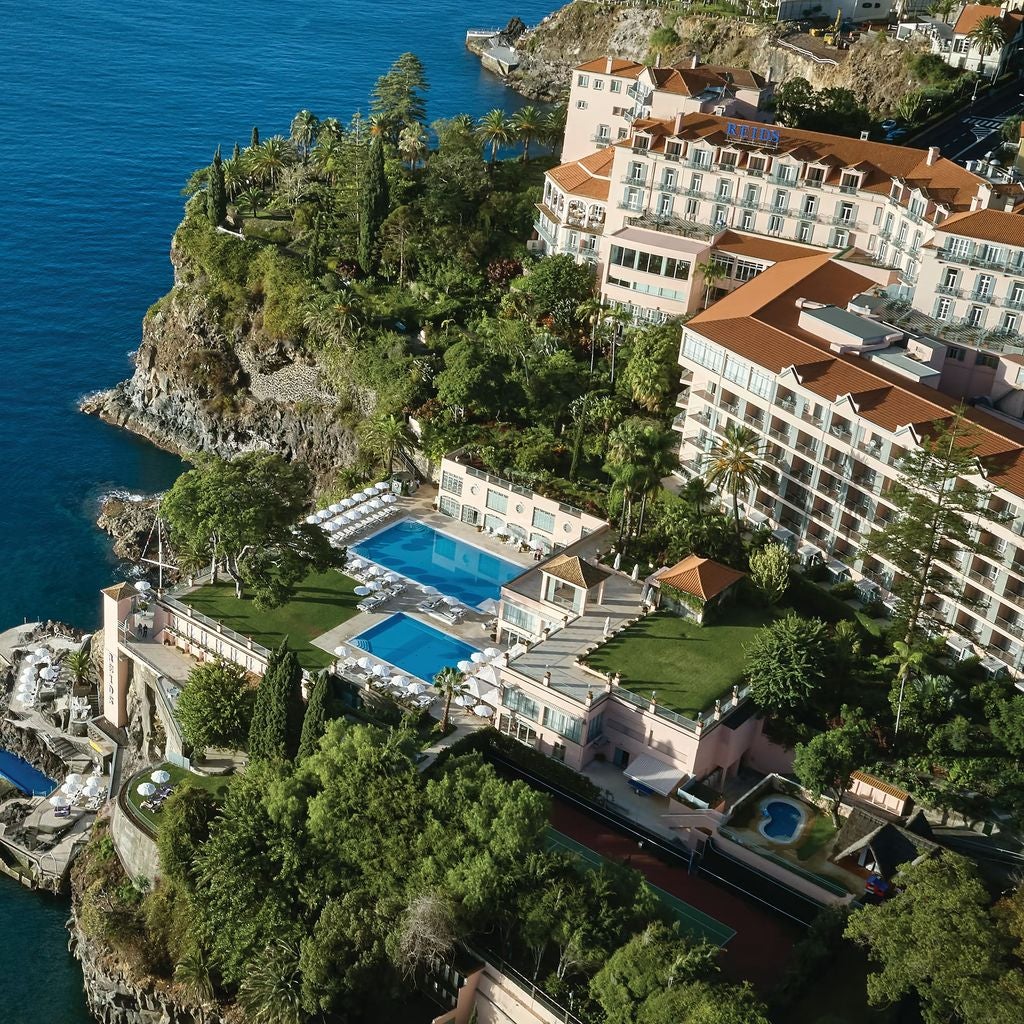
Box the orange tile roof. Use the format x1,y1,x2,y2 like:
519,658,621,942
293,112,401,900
547,149,613,201
686,256,1024,494
574,56,645,78
623,113,988,213
935,208,1024,247
655,555,745,601
953,5,1022,39
713,231,822,265
543,554,610,589
851,771,910,801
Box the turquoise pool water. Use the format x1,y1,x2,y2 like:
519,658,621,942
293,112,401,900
353,519,522,608
351,613,480,682
0,750,56,796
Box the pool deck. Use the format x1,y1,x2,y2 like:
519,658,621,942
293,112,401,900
311,493,535,684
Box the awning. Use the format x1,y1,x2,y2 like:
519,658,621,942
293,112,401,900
945,633,973,655
623,755,686,797
745,509,769,526
771,526,795,545
856,578,879,595
798,541,823,557
827,558,851,580
979,656,1007,678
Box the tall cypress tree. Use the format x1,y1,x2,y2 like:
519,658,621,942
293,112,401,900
298,671,330,761
251,125,260,148
232,141,241,162
247,641,284,758
358,135,389,276
207,147,228,226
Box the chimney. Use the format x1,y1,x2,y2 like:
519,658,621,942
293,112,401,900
927,145,940,166
860,130,870,141
655,52,662,68
674,110,685,135
690,52,700,69
606,55,613,74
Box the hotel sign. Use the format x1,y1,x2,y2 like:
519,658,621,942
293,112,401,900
725,122,781,149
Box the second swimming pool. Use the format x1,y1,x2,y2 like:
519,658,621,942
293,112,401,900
350,613,481,682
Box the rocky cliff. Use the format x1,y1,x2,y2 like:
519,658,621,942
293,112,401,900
82,232,364,490
508,0,924,116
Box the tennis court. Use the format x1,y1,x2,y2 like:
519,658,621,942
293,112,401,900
547,828,736,947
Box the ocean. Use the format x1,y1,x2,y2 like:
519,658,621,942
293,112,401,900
0,1,556,1018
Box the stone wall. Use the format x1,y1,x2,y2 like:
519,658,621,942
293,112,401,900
110,791,160,884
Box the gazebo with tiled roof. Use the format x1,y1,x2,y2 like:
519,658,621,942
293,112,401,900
539,554,611,615
651,555,745,624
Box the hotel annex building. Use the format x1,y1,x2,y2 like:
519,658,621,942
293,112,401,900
536,55,1024,675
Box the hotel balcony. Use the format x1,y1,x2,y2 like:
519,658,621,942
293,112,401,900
624,211,718,240
671,412,688,432
533,219,558,248
995,616,1024,639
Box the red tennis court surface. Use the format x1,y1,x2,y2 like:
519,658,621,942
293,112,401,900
550,799,801,991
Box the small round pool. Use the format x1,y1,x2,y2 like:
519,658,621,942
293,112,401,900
758,796,806,844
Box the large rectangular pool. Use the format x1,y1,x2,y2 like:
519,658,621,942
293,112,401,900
353,518,522,608
0,749,56,796
351,613,480,683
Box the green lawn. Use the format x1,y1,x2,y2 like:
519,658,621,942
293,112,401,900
796,812,838,862
181,569,361,670
586,606,775,716
125,762,231,834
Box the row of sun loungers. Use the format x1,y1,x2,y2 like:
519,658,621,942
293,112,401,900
328,505,401,546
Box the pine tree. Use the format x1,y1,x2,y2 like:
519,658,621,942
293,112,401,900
206,147,228,226
247,641,284,758
251,125,260,148
371,52,427,143
297,671,329,761
232,141,241,162
304,213,326,277
358,135,389,276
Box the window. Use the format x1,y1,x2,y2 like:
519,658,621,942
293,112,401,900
662,168,678,189
596,124,610,142
532,508,555,533
438,496,459,518
838,201,855,224
440,470,463,495
979,244,1003,265
802,196,817,216
460,506,480,526
609,244,689,279
773,164,796,184
975,274,994,299
504,688,539,721
503,602,539,634
682,334,724,373
797,222,812,242
617,127,628,140
551,742,566,762
896,222,908,245
593,78,604,90
690,172,704,193
685,199,700,220
713,205,727,226
946,344,965,361
576,100,588,110
665,141,681,160
749,368,772,399
976,352,998,369
1004,313,1019,333
716,179,732,200
942,267,959,290
909,197,926,220
627,161,645,183
773,189,788,210
586,712,605,744
748,156,765,174
833,229,849,248
623,186,642,210
542,706,583,743
610,79,622,93
768,215,783,236
741,211,754,230
1011,282,1024,305
968,306,985,328
486,489,508,514
500,715,537,745
948,237,971,259
577,74,589,87
657,193,673,217
691,148,710,168
840,172,860,190
719,151,738,169
936,298,952,321
723,355,748,386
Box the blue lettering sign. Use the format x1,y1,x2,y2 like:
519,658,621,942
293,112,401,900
724,121,781,147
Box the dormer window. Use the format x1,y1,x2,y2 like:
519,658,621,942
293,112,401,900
889,180,903,200
665,140,682,160
748,156,766,175
719,151,738,168
632,135,650,153
690,147,711,168
840,171,860,191
805,166,825,187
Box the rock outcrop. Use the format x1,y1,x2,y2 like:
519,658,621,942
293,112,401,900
69,917,226,1024
82,238,364,489
97,493,162,564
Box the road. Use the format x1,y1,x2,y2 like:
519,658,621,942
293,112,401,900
911,79,1024,165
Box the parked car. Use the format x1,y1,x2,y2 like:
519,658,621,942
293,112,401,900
880,119,899,133
885,128,908,142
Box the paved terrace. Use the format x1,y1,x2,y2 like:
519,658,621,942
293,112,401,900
504,544,647,704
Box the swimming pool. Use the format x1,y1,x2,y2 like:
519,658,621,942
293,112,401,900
758,797,806,844
351,613,481,683
353,519,522,608
0,749,56,796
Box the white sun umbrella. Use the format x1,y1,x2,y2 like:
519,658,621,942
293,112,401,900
137,782,157,797
317,510,333,522
329,502,345,514
473,704,495,718
390,675,409,689
356,656,374,671
134,580,152,595
422,585,440,596
367,497,383,510
474,665,501,687
483,647,501,660
370,663,391,679
354,585,372,596
365,581,382,592
40,666,59,682
455,693,477,707
381,572,398,585
456,659,475,674
381,493,398,505
374,481,390,492
334,645,349,658
443,595,462,607
151,769,171,784
65,773,84,788
349,557,367,571
470,651,487,664
49,793,71,808
305,514,318,525
364,564,382,577
405,681,428,695
480,688,502,706
343,510,360,523
360,487,377,499
479,597,499,615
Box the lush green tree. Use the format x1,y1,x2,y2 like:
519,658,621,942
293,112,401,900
590,922,718,1024
516,254,595,334
433,665,467,733
846,854,1024,1024
358,134,389,275
251,125,260,148
930,0,958,23
246,136,295,188
371,53,428,142
793,708,873,823
358,413,414,475
176,659,254,756
237,186,266,217
157,786,220,886
248,642,305,761
748,542,790,605
397,122,428,169
510,105,545,162
238,940,304,1024
639,982,771,1024
290,109,320,161
619,322,678,412
162,452,340,606
206,148,228,226
704,423,768,541
746,614,833,718
605,418,677,547
64,648,94,688
297,671,330,762
648,27,681,63
970,16,1008,78
862,413,997,646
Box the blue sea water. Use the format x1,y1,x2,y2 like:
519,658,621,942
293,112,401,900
1,1,557,1017
352,612,481,682
354,518,522,607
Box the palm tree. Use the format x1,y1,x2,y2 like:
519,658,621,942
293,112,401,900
605,419,676,547
222,156,245,200
245,136,295,188
477,109,514,167
681,476,714,512
318,117,344,143
704,423,768,541
64,649,93,689
302,289,363,346
237,187,266,218
310,133,344,185
969,16,1008,79
880,640,927,737
174,949,214,1006
602,307,634,384
434,666,468,733
511,105,545,162
575,296,605,373
398,122,429,169
358,413,415,475
696,259,728,309
289,109,320,161
542,105,567,156
238,941,303,1024
930,0,957,23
